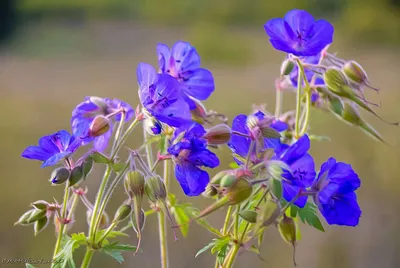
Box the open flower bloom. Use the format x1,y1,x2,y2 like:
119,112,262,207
21,130,81,168
274,135,316,208
264,9,334,56
137,62,191,128
71,97,134,152
312,157,361,226
228,111,287,164
157,41,215,109
168,123,219,196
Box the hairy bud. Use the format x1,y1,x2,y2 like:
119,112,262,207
203,184,218,197
124,171,146,199
238,210,258,223
324,67,349,95
225,177,253,205
280,59,295,76
204,124,232,146
82,156,94,179
89,115,111,137
113,202,132,223
144,117,163,136
220,173,238,189
278,215,297,246
28,209,47,223
31,200,49,210
343,61,367,85
34,216,49,236
145,176,167,202
190,99,208,124
15,210,36,225
50,167,70,185
69,165,83,187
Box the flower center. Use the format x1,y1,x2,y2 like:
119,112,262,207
52,132,64,152
293,168,307,181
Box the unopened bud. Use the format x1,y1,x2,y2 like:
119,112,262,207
145,176,167,202
324,67,349,95
190,99,208,124
50,167,70,185
342,102,362,126
246,115,281,139
280,59,295,76
204,124,232,146
144,117,163,136
343,61,367,84
203,184,218,197
225,177,253,205
220,173,238,189
113,202,132,223
89,115,110,137
238,210,257,223
34,216,49,236
278,215,297,246
82,156,94,179
256,195,281,228
210,171,229,185
31,200,49,210
69,165,83,187
124,171,146,199
28,209,47,223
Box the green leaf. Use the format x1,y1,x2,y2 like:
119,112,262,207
100,242,138,264
229,161,240,169
171,205,190,237
288,205,299,218
111,162,126,173
211,237,230,255
96,230,129,243
217,243,229,265
158,135,169,155
195,241,215,258
270,178,282,200
90,152,110,164
183,205,222,236
26,264,36,268
53,234,86,268
168,193,177,206
298,203,325,232
71,232,87,243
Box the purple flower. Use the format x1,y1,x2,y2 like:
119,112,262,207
137,63,191,128
168,123,219,196
312,157,361,226
157,41,215,109
21,130,81,168
289,54,325,88
274,135,316,208
71,97,134,152
228,111,287,164
264,9,334,56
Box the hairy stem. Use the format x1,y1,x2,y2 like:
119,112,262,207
80,247,94,268
275,85,283,119
294,63,303,139
158,160,171,268
223,244,240,268
52,182,70,263
111,117,140,160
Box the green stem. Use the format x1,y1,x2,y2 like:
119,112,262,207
80,247,94,268
88,166,112,244
215,206,235,268
223,244,240,268
52,182,70,262
295,59,311,137
158,160,171,268
110,117,140,160
143,128,155,166
111,111,126,156
234,206,240,239
66,191,79,223
294,63,303,139
97,221,118,245
275,86,283,119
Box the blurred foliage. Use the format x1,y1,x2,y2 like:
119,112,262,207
14,0,400,47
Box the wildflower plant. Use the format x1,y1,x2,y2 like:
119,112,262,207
17,9,397,268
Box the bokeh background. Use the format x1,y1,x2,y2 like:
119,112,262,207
1,0,400,267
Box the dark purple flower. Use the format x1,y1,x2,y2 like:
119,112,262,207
228,111,287,164
168,123,219,196
274,135,316,208
312,157,361,226
21,130,81,168
157,41,215,109
289,53,325,88
264,9,334,56
71,97,133,152
137,63,191,128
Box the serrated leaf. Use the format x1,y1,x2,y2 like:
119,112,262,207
91,152,110,163
53,234,85,268
271,178,282,200
298,203,325,232
183,205,221,236
171,205,190,237
101,242,138,264
195,241,215,258
217,243,229,265
71,232,87,243
211,237,230,255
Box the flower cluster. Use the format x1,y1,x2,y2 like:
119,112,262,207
17,8,394,268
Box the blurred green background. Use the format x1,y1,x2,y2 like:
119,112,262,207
1,0,400,267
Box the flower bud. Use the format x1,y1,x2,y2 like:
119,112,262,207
342,102,362,126
31,200,49,210
256,195,281,228
34,216,49,236
203,183,218,197
343,61,368,85
28,209,47,223
324,67,349,95
220,173,238,189
82,156,94,179
280,59,295,76
145,176,167,202
144,117,163,136
210,171,229,185
225,177,253,205
50,167,70,185
69,165,83,187
238,210,257,223
113,202,132,223
278,215,297,246
246,115,281,139
124,171,146,199
204,124,232,146
190,99,208,124
89,115,111,137
15,210,36,225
